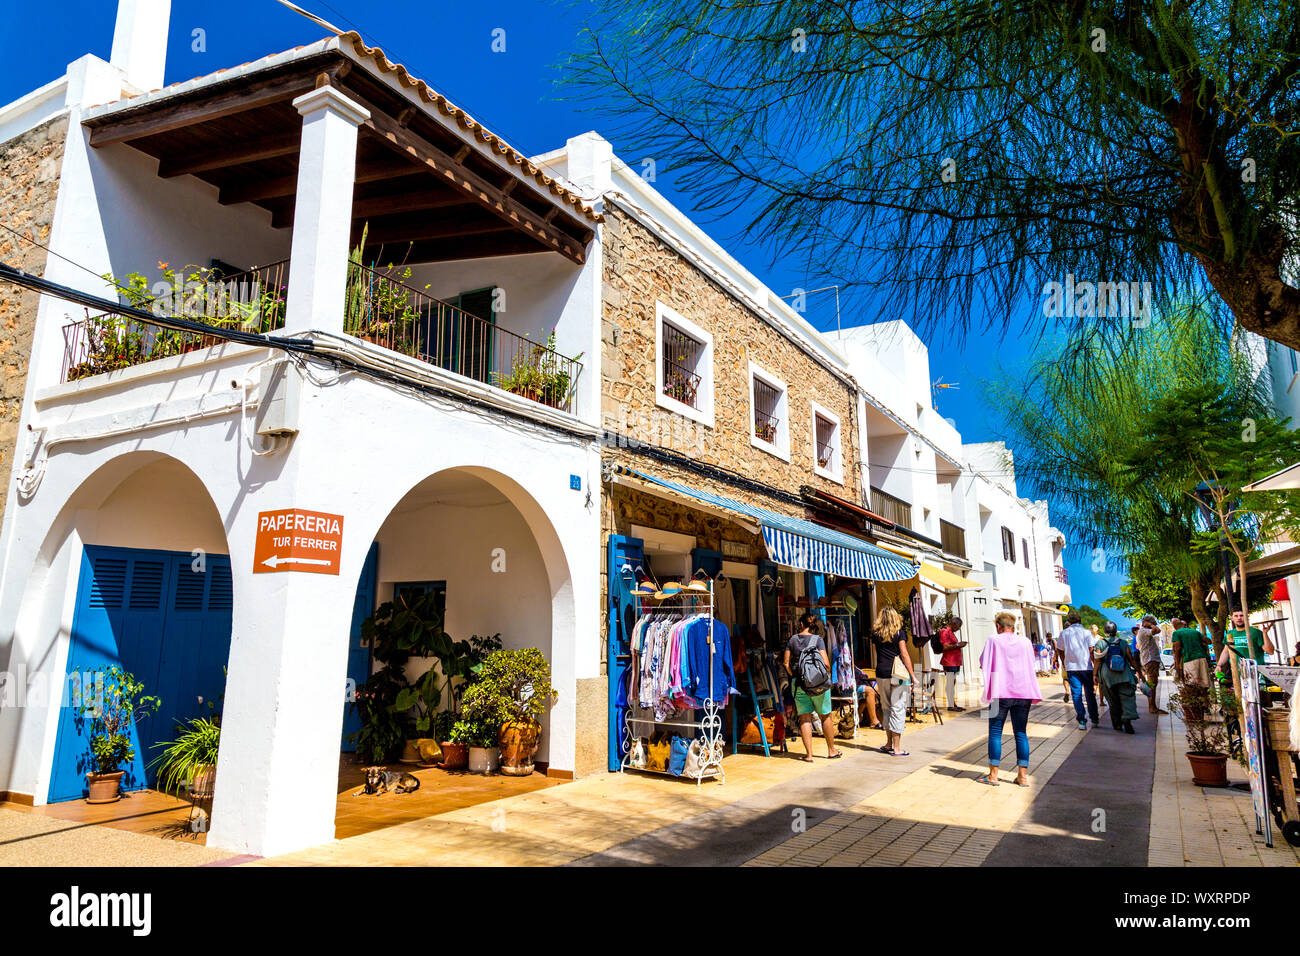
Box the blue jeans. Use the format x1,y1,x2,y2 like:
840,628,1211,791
988,698,1032,767
1067,670,1100,724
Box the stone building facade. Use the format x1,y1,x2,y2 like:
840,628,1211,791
576,201,865,776
0,115,68,527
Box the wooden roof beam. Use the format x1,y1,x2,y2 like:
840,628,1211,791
157,131,302,178
351,94,587,265
218,155,421,205
87,67,338,147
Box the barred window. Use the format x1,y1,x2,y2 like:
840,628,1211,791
661,321,704,411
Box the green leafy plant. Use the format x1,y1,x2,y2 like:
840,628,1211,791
449,714,498,748
149,717,221,795
460,648,557,732
496,329,582,409
1170,679,1245,765
74,666,160,776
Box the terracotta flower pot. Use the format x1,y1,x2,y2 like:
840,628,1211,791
85,770,125,804
1186,751,1229,787
439,742,468,770
498,720,540,776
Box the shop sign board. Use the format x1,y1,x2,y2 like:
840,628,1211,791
254,509,344,575
1239,659,1272,845
1261,664,1299,696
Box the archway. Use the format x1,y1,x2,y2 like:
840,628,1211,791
335,466,574,835
5,452,233,808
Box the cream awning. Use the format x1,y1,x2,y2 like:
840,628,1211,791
875,543,983,593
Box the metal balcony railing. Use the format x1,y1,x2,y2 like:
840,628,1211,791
869,486,913,528
62,260,289,382
344,263,583,413
1055,565,1070,583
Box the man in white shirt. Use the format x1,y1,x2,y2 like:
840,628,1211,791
1057,611,1100,730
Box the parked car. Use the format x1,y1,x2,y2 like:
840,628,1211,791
1159,647,1175,672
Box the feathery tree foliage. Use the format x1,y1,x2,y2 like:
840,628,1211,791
990,305,1297,649
565,1,1300,347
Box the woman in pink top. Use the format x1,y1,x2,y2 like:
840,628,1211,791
977,612,1043,787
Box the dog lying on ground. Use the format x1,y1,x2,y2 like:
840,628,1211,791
354,766,422,796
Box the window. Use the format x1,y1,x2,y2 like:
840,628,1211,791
1000,526,1015,562
748,362,790,460
655,302,714,427
1022,539,1030,567
811,401,843,483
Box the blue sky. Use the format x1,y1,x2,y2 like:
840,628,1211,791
0,0,1133,625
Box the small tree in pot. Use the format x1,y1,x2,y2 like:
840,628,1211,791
461,648,557,776
1170,678,1243,787
75,666,160,804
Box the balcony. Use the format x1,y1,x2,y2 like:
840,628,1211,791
60,260,584,413
62,260,289,382
1054,565,1069,584
939,518,966,558
869,486,912,528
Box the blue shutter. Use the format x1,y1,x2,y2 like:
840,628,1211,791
607,534,643,771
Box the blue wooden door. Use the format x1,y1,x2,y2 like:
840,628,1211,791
607,534,644,771
342,542,378,751
47,546,232,803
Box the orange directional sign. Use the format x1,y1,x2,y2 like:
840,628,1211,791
254,509,344,575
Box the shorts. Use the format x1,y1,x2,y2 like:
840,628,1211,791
943,665,961,673
794,685,833,717
1142,661,1161,683
1182,658,1209,687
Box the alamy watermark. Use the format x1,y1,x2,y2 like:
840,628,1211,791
1041,274,1152,325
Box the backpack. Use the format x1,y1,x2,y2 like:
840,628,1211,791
796,639,831,695
1106,639,1127,673
929,633,945,656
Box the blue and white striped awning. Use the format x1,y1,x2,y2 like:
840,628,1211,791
614,465,918,582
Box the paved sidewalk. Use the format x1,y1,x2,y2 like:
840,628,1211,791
1149,688,1300,867
744,692,1085,866
0,807,237,866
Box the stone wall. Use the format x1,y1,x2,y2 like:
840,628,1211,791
0,116,68,526
585,204,865,775
600,204,861,500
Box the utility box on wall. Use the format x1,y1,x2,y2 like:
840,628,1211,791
254,360,302,437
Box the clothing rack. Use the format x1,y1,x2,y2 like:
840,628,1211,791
620,589,726,786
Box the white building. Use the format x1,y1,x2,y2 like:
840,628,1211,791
0,4,603,856
835,322,1070,692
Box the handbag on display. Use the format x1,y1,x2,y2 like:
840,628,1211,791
628,737,647,769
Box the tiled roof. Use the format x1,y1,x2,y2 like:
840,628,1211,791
338,31,601,225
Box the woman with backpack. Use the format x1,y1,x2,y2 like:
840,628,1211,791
783,613,842,762
1093,620,1140,734
873,606,915,757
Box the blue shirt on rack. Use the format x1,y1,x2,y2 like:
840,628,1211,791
685,617,736,703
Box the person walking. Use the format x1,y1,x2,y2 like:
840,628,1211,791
873,606,915,757
783,613,842,762
1058,611,1100,730
1094,621,1140,733
1170,616,1210,722
938,617,968,712
977,612,1042,787
1089,624,1107,712
1135,615,1168,715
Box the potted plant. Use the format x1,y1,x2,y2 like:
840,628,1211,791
352,590,449,765
461,648,557,776
450,714,500,774
1170,679,1241,787
150,716,221,798
434,633,502,770
74,666,160,804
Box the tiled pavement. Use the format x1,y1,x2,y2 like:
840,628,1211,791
743,691,1083,867
1149,692,1300,867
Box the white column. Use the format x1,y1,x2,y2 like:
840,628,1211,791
284,86,369,336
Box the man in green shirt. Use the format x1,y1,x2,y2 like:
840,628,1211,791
1170,617,1210,688
1218,609,1274,667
